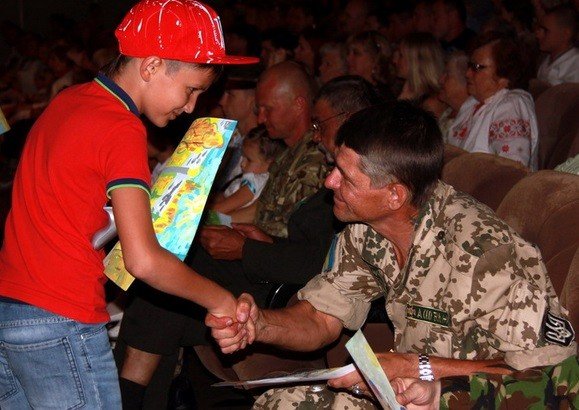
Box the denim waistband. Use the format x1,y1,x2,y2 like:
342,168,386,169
0,296,28,305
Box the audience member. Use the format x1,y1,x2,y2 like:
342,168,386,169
213,65,261,191
438,51,470,136
346,31,393,97
0,1,259,408
224,22,261,58
383,3,416,44
413,0,436,34
294,27,324,77
209,101,576,408
318,41,348,84
447,32,539,169
260,28,298,69
210,125,284,221
47,45,76,100
394,33,447,121
431,0,477,51
536,5,579,85
312,75,383,164
555,153,579,175
249,61,328,238
286,1,318,35
339,0,376,39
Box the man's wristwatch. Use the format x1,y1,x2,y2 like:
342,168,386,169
418,353,435,381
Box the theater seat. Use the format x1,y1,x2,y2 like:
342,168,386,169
496,170,579,306
534,83,579,169
559,248,579,346
442,152,529,211
443,143,467,165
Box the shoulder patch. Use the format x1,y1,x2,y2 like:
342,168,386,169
323,234,339,272
542,311,575,347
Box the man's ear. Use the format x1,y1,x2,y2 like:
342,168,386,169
386,183,411,211
140,56,163,82
294,95,307,113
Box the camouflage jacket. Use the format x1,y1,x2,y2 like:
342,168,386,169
440,354,579,409
299,181,576,369
255,131,328,238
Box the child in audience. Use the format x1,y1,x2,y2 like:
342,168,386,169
211,125,284,218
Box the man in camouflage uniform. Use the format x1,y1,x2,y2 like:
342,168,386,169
252,60,328,238
208,101,576,409
393,354,578,408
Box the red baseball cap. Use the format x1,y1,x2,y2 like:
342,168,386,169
115,0,259,65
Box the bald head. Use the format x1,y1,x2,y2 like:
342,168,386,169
259,61,315,105
255,61,315,146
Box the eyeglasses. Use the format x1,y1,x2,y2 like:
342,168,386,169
467,62,488,72
311,111,348,133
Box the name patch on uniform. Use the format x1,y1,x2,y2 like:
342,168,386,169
406,304,451,327
542,311,575,347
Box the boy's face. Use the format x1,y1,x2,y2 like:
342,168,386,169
143,62,215,127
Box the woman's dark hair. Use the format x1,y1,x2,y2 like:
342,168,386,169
471,31,530,90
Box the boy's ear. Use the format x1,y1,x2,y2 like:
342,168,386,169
140,56,163,81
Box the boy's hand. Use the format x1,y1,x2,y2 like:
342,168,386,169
206,293,259,353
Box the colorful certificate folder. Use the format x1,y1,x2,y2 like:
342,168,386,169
0,108,10,135
104,117,236,290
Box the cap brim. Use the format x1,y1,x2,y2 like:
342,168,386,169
205,55,260,65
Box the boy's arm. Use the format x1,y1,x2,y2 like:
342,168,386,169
110,187,239,319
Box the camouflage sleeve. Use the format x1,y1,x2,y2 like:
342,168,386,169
469,355,578,408
469,243,576,368
255,145,327,238
298,224,383,330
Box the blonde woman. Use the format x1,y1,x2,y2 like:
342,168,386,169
394,32,448,119
346,31,394,97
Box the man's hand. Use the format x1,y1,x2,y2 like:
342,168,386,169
206,293,260,354
392,378,440,409
232,223,274,243
328,352,418,395
199,225,246,260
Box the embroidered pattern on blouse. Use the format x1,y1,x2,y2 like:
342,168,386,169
489,119,530,141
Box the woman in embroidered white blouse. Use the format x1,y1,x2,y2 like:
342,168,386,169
446,32,539,170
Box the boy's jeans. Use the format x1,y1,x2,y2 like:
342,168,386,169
0,299,121,409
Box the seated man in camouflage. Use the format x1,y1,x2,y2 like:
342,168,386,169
209,101,576,409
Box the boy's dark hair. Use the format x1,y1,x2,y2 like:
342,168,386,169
245,125,285,161
336,101,443,208
102,54,223,79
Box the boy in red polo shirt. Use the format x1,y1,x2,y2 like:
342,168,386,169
0,1,258,408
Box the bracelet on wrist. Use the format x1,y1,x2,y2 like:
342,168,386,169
418,353,435,381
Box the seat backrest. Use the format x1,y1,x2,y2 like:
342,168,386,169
442,152,529,211
496,170,579,295
443,143,467,165
534,83,579,169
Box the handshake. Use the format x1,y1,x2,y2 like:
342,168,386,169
205,293,261,354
